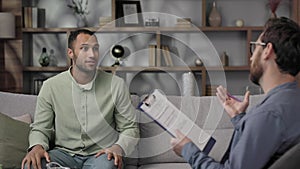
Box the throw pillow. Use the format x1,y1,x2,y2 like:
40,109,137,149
0,112,30,169
12,113,32,124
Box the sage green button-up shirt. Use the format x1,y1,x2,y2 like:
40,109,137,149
29,69,139,156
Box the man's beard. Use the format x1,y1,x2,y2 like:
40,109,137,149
250,57,263,86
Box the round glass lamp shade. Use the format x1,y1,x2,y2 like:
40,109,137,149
0,12,15,39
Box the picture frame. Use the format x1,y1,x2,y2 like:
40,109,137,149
115,1,143,27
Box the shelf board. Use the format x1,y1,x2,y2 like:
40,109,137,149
22,26,201,33
22,26,264,33
206,66,249,71
200,26,264,32
99,66,206,72
22,66,249,73
23,66,69,72
22,28,72,33
99,66,249,72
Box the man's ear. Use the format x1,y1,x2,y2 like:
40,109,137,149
263,42,275,60
67,48,74,59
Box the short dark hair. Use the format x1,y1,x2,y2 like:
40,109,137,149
261,17,300,76
68,29,95,50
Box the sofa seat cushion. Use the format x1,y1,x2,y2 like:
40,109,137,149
0,112,30,168
138,163,191,169
138,112,186,165
124,164,138,169
208,128,234,161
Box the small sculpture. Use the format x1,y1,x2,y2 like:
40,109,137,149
111,45,125,67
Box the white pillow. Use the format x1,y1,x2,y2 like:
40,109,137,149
12,113,32,124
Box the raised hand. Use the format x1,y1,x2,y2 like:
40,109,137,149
216,85,250,118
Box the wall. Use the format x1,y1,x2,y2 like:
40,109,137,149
10,0,299,95
0,0,23,93
29,0,223,96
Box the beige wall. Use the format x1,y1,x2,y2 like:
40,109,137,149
0,0,23,93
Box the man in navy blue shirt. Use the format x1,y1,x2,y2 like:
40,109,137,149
171,17,300,169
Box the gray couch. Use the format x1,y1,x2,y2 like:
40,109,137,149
0,91,264,169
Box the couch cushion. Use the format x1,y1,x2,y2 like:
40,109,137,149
124,165,138,169
0,112,30,168
138,163,191,169
123,95,141,167
138,111,186,164
208,128,234,161
0,92,37,119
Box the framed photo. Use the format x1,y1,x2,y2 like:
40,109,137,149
115,1,143,27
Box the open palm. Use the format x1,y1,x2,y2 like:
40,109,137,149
216,86,250,118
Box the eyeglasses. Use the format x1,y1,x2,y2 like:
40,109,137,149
249,41,266,55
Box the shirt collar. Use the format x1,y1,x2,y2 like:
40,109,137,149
259,81,298,105
68,66,98,91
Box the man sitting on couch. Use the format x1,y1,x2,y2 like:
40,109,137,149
21,29,139,169
171,17,300,169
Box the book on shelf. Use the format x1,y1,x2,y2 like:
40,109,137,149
161,45,174,66
138,89,216,154
156,46,161,67
23,7,31,28
175,18,192,27
33,78,46,95
148,44,156,66
177,18,191,23
23,7,46,28
206,85,218,96
99,16,112,27
37,8,46,28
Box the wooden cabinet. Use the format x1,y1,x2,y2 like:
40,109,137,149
21,0,299,95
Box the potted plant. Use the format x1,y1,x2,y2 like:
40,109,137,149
66,0,89,27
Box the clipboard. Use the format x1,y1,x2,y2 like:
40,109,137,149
138,89,216,154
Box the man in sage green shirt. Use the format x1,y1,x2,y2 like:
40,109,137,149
22,29,139,169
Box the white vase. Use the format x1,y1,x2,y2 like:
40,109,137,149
77,15,88,27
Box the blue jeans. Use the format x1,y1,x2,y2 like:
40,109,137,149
24,149,121,169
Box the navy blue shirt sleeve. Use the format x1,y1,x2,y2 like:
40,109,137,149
181,110,285,169
182,142,224,169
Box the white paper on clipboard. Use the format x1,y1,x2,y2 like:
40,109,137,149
138,89,216,154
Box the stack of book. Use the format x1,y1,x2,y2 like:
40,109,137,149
206,85,218,96
23,7,46,28
148,45,174,67
161,45,174,66
99,16,112,27
175,18,192,27
33,78,46,95
148,44,157,66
